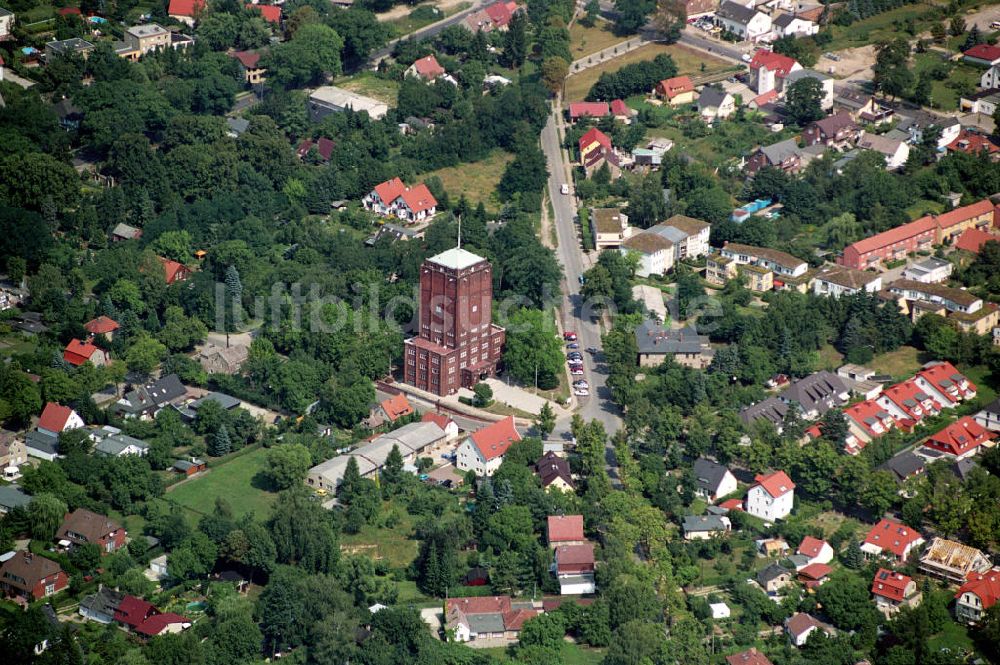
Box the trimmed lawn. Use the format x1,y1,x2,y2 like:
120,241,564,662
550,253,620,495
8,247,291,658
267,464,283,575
569,19,626,59
388,2,472,37
564,43,733,102
958,363,997,405
905,198,946,220
913,53,981,111
167,447,277,523
419,149,513,207
868,345,923,380
927,615,977,656
335,72,401,106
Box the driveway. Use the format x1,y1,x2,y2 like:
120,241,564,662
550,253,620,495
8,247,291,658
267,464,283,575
420,607,443,639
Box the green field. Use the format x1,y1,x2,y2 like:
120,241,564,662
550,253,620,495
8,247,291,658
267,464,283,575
166,447,277,522
387,2,472,37
913,53,982,111
480,643,606,664
335,72,401,106
569,19,626,59
419,149,513,207
825,6,940,51
868,345,923,379
340,500,422,568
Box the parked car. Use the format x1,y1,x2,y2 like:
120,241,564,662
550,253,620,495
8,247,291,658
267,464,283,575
578,275,585,285
585,346,598,353
560,183,570,195
574,388,590,396
566,342,580,349
570,368,584,375
573,381,589,389
563,332,577,341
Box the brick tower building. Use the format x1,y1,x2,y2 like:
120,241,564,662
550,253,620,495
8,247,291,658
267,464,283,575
403,247,505,396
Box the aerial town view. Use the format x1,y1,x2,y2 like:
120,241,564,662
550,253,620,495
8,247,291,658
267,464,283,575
2,0,1000,661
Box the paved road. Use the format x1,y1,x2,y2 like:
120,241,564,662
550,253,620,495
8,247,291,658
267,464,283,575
370,0,485,63
539,106,623,482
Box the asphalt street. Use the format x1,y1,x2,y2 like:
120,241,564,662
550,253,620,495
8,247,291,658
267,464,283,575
371,0,486,62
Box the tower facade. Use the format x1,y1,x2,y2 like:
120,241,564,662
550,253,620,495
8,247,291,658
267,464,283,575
403,248,505,396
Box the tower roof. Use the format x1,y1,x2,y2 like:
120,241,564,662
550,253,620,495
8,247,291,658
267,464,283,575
427,247,486,271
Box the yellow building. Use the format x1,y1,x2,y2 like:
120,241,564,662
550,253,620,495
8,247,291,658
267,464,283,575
739,264,774,292
706,254,737,286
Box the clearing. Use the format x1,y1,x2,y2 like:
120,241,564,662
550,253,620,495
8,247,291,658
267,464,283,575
563,43,734,102
339,501,420,568
868,345,923,379
167,447,277,523
335,72,401,106
569,19,627,59
419,149,513,206
913,52,982,111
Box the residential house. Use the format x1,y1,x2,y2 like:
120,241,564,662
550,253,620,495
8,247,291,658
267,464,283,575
693,457,738,502
84,315,119,341
655,75,695,105
854,96,895,125
167,0,205,26
757,563,794,593
610,99,634,122
0,485,31,513
963,43,1000,66
197,343,249,375
80,588,125,624
683,514,732,540
116,595,192,637
547,514,585,548
706,252,739,286
0,432,28,477
857,131,909,170
746,470,795,521
785,69,834,110
720,242,808,280
838,216,938,270
726,648,774,665
887,280,982,316
0,552,67,601
811,265,882,298
902,256,952,283
947,129,1000,160
780,371,850,420
797,536,834,565
568,101,609,121
798,562,833,588
698,86,736,122
757,537,791,557
872,568,921,615
37,402,84,436
463,1,521,32
685,0,718,19
652,215,711,261
785,613,833,647
843,399,897,453
955,567,1000,624
247,3,281,25
974,397,1000,431
861,518,924,562
121,24,171,57
714,2,771,41
880,451,926,485
111,374,187,419
421,412,459,440
93,433,149,458
62,338,108,367
553,542,596,595
536,452,574,491
914,362,977,407
363,178,438,222
25,431,59,461
772,13,817,37
111,223,142,242
921,416,994,460
455,416,521,477
749,50,802,95
803,112,859,148
620,232,674,277
956,227,1000,255
56,508,127,554
172,458,206,477
877,378,941,426
406,54,447,82
578,127,620,176
590,208,632,250
364,393,414,429
837,363,885,399
740,397,788,430
919,537,992,584
634,320,714,369
45,37,95,60
158,257,191,284
229,50,266,85
445,596,538,644
745,138,803,176
959,89,1000,115
307,86,388,121
0,7,14,40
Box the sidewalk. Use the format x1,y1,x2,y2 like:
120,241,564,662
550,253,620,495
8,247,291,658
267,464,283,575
570,37,648,75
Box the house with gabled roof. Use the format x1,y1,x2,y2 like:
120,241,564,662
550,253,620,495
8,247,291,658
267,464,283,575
921,416,994,461
296,137,335,163
455,416,521,477
536,452,574,491
692,457,737,502
568,101,610,120
877,378,941,425
111,374,187,420
714,2,771,42
365,393,414,429
406,54,447,82
578,126,619,176
698,86,736,122
0,551,67,601
919,537,992,584
84,315,119,341
111,223,142,242
780,371,850,420
914,361,976,406
955,567,1000,624
553,542,596,594
547,514,584,548
56,508,127,554
363,178,438,222
463,0,521,33
745,138,803,176
963,43,1000,67
655,76,695,105
158,257,191,285
683,514,732,540
229,49,267,85
785,612,833,647
167,0,205,26
871,568,921,615
37,402,84,436
746,470,794,521
421,411,459,440
63,338,108,367
797,562,832,588
843,399,897,454
797,536,833,566
749,50,801,95
246,3,280,24
445,595,538,643
861,518,924,562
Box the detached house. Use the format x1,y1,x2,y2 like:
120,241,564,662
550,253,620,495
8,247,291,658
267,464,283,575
406,54,448,83
785,68,834,110
363,177,438,222
727,648,774,665
919,537,992,584
229,50,267,85
872,568,921,615
797,536,834,566
547,514,585,548
955,567,1000,624
772,13,817,38
861,518,924,562
63,338,108,367
158,257,191,285
167,0,205,26
455,416,521,477
803,112,859,149
745,138,802,176
536,452,574,491
921,416,994,460
811,265,882,298
698,87,736,122
785,613,834,647
655,75,695,106
780,370,850,419
693,458,737,502
364,393,414,429
578,127,620,176
857,131,909,170
463,1,521,33
0,552,67,601
748,50,801,95
553,542,596,595
111,373,187,419
446,595,538,644
683,514,732,540
746,470,795,521
963,43,1000,67
714,1,771,42
56,508,127,554
37,402,84,436
84,315,119,341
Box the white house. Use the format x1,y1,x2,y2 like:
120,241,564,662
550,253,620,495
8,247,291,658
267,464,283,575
857,131,910,171
749,50,802,95
745,470,795,521
698,87,736,123
710,602,731,620
797,536,834,566
982,65,1000,90
714,1,772,42
455,416,521,477
693,457,738,502
785,613,833,647
0,7,13,40
955,567,1000,624
772,13,818,37
37,403,84,436
811,265,883,298
620,232,674,277
682,514,732,540
974,398,1000,431
363,178,438,222
421,412,459,441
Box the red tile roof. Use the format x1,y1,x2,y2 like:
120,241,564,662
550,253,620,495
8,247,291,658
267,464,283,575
749,50,798,76
547,515,584,543
248,3,281,23
229,50,262,69
881,378,936,420
84,316,119,335
726,648,774,665
38,402,75,433
751,89,778,107
568,101,610,119
786,612,822,638
411,54,445,80
925,416,994,457
136,612,191,636
58,7,82,15
753,470,795,498
484,0,518,26
63,338,102,366
947,129,1000,155
798,562,832,581
297,137,335,161
719,498,743,511
843,216,938,258
502,608,538,630
470,416,521,461
555,542,595,573
797,536,828,559
658,75,694,99
964,44,1000,61
863,518,923,559
955,227,1000,254
446,595,512,615
955,568,1000,611
917,362,976,403
421,412,454,430
115,595,157,629
610,99,629,116
935,199,995,230
844,399,895,439
871,568,912,603
399,183,437,214
158,257,189,284
578,127,611,153
373,177,406,205
380,393,414,421
168,0,205,16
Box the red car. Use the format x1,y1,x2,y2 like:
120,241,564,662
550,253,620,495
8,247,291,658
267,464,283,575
563,331,577,341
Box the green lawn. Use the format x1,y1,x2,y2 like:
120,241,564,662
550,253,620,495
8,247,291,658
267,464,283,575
569,19,626,59
480,643,605,664
957,363,997,405
825,6,939,51
166,447,277,523
817,344,845,370
418,149,513,207
912,53,982,111
905,198,946,220
388,2,472,37
340,501,421,568
868,345,923,380
927,615,977,656
335,72,401,106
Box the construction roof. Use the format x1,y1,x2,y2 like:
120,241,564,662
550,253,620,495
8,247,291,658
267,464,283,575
921,537,989,572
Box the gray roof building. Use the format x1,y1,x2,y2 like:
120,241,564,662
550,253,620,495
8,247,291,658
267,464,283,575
94,434,149,457
760,138,802,166
683,514,732,535
780,371,849,416
0,485,32,513
698,87,730,109
740,396,788,427
693,458,732,497
25,430,59,458
879,451,925,483
634,320,713,356
716,1,758,23
114,373,187,417
785,68,831,85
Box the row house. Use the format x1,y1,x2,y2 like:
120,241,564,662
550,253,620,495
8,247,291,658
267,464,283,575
363,177,438,222
719,242,808,279
877,378,942,426
811,264,882,298
843,399,897,454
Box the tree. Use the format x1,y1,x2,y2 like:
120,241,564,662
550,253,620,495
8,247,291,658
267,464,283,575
820,409,849,446
152,230,192,262
503,10,528,68
626,172,667,228
582,0,601,26
225,265,243,329
541,57,569,94
860,470,898,517
614,0,656,35
502,308,565,389
264,23,343,87
873,38,913,100
125,335,167,375
319,372,375,428
949,16,966,36
28,493,67,540
266,444,313,490
473,382,494,407
816,574,877,630
535,402,556,438
381,444,404,492
785,76,825,125
209,425,232,457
